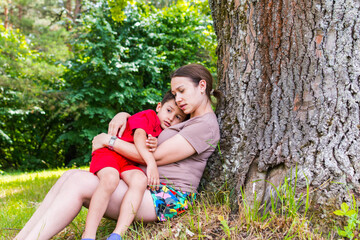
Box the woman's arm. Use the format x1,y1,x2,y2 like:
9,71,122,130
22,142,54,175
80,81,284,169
99,111,197,165
153,134,196,165
92,132,196,166
92,133,145,163
108,112,131,137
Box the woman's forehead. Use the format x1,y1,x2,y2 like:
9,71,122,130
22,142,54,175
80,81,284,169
171,76,192,87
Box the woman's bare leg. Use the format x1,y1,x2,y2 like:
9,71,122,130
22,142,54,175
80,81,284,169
16,170,100,240
82,167,120,239
15,169,80,239
112,170,148,236
16,170,157,240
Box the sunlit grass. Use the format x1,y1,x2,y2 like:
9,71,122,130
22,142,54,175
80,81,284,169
1,168,341,239
0,168,88,239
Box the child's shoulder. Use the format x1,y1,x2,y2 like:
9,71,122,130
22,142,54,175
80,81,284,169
129,109,158,123
132,109,157,118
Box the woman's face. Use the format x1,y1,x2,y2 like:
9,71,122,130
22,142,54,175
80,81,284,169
171,76,206,117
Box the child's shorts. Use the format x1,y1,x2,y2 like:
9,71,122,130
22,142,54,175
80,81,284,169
90,147,143,177
149,183,196,221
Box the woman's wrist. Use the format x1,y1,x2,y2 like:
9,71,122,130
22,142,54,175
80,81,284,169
108,136,117,150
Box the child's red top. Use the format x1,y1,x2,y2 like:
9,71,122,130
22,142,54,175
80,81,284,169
119,109,162,143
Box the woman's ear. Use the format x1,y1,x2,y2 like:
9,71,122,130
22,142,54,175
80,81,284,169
199,79,207,93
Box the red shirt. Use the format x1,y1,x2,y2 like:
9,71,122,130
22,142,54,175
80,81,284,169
119,109,162,143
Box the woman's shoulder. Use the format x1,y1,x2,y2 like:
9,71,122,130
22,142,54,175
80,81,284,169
182,112,220,141
185,112,219,129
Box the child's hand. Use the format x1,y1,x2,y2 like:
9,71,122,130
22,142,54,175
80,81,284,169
146,163,160,190
146,134,158,152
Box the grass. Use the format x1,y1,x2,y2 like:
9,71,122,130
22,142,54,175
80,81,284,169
0,168,345,239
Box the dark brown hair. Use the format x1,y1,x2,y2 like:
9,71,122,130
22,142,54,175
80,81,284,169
170,64,221,103
161,90,175,105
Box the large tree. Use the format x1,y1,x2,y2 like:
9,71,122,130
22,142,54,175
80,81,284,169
205,0,360,208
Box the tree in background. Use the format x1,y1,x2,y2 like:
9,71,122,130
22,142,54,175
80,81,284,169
0,0,216,170
205,0,360,208
0,24,68,170
60,0,216,165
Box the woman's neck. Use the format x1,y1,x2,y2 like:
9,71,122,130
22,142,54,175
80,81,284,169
190,101,213,118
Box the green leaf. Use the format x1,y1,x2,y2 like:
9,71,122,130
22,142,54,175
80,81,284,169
334,210,345,216
338,229,347,237
341,202,350,212
346,210,357,217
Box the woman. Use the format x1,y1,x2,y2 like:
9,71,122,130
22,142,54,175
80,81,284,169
15,64,220,240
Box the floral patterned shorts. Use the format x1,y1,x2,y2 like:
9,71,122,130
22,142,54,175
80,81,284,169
149,183,196,221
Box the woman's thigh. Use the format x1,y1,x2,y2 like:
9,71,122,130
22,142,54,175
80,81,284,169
103,180,157,222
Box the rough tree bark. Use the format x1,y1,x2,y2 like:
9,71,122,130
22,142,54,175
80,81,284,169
204,0,360,208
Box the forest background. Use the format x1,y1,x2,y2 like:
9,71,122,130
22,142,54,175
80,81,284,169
0,0,217,172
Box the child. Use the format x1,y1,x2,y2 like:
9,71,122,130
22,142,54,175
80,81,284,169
82,91,187,240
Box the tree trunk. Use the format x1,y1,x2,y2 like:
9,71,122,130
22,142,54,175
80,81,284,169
205,0,360,208
4,0,12,29
65,0,72,19
18,4,23,21
73,0,82,21
4,5,9,29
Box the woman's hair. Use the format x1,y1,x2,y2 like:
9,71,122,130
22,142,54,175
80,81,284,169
170,64,221,103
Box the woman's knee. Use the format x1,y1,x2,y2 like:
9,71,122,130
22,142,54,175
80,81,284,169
60,169,79,179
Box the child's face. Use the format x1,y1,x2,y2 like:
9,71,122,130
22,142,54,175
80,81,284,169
156,99,187,129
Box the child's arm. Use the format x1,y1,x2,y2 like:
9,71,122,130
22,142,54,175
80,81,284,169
133,129,160,190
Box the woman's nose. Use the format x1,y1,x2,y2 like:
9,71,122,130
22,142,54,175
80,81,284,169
175,94,182,103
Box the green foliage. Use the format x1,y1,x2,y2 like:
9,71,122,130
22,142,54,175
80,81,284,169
0,0,216,170
218,215,235,239
62,0,217,165
0,24,70,171
108,0,129,22
334,196,360,240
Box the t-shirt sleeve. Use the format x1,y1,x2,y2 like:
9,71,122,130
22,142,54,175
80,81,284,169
128,110,158,135
179,119,217,154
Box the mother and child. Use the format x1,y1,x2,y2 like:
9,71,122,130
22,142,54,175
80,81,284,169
15,63,221,240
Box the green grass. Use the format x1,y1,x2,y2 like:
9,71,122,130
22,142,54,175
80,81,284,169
0,168,344,239
0,168,88,239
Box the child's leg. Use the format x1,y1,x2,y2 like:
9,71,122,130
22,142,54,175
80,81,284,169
112,170,148,236
82,167,120,239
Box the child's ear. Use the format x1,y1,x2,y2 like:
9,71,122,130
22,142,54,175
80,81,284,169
156,102,162,112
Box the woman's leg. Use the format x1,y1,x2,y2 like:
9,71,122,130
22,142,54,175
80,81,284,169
15,170,100,240
16,169,157,240
82,167,120,239
15,169,80,239
111,170,148,236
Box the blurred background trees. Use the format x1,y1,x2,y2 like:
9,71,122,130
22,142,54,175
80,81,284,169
0,0,217,171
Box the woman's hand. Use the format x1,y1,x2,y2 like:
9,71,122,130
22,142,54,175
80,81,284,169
92,133,111,152
146,134,158,152
108,112,131,137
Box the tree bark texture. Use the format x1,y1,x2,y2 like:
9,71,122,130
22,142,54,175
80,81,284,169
205,0,360,207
